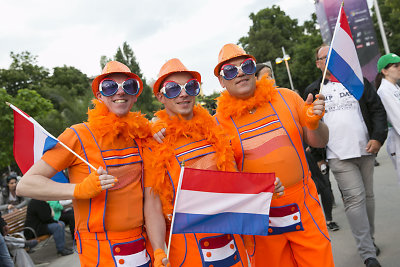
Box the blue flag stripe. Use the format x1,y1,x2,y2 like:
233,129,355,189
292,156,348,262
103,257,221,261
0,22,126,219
173,212,269,236
43,136,58,154
328,49,364,100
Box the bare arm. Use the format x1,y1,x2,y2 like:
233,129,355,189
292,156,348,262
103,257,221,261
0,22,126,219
303,121,329,148
144,188,167,250
16,159,116,201
16,160,75,200
144,187,170,266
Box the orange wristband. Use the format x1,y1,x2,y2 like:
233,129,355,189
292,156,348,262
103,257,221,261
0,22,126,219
154,248,170,267
73,172,102,199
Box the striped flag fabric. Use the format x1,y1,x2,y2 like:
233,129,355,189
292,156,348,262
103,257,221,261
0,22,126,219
327,4,364,100
172,168,275,236
11,103,59,174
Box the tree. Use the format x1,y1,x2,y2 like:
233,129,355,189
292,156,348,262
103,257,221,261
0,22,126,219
0,51,49,96
239,7,322,95
0,52,95,172
372,0,400,54
101,42,161,118
197,92,220,115
42,65,93,128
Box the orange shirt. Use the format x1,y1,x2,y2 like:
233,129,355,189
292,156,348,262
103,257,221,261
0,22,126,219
42,123,144,233
217,88,308,188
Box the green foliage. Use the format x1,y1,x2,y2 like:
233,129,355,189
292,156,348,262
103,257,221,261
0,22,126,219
0,52,94,171
239,7,322,96
0,51,49,96
41,65,93,128
197,92,221,115
372,0,400,54
101,42,161,118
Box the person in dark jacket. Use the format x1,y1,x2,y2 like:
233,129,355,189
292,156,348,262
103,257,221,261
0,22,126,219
304,44,387,267
24,199,72,256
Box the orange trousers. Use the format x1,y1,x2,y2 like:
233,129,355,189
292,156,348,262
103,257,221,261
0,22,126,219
76,228,153,267
247,178,334,267
168,233,248,267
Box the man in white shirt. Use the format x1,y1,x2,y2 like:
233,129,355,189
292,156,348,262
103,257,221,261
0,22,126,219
304,45,388,267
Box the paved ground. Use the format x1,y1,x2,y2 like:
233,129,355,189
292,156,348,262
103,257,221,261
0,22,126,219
30,150,400,267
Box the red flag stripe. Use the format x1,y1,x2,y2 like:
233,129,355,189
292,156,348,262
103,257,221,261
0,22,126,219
340,7,353,39
13,110,34,173
180,168,275,194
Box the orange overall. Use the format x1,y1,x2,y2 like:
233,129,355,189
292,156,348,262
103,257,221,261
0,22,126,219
43,123,153,267
144,107,248,267
216,87,334,267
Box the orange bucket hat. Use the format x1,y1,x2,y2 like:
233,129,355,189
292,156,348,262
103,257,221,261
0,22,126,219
153,58,201,96
91,61,144,97
213,43,256,77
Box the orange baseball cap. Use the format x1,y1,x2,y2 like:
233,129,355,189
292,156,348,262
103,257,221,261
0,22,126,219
214,43,256,77
153,58,201,96
91,61,144,97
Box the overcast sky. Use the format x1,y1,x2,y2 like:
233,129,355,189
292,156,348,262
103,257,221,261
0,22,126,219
0,0,374,95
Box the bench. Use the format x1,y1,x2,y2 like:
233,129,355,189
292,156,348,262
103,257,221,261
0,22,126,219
3,206,51,244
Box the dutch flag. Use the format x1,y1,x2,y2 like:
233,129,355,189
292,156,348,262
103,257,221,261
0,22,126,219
327,3,364,100
171,168,275,236
10,103,68,182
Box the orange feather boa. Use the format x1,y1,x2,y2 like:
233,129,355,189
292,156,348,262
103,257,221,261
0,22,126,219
147,105,236,219
216,75,277,119
87,99,151,145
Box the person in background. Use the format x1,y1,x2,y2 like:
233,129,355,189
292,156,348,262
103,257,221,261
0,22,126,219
1,213,36,266
375,53,400,184
48,200,75,240
0,174,28,214
24,199,72,256
0,215,14,267
304,44,387,267
255,63,272,81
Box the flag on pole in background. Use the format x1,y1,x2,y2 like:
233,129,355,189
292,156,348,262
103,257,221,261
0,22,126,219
327,4,364,100
11,103,68,182
172,168,275,236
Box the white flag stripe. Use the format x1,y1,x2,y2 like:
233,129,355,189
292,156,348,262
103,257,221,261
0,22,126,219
33,126,47,163
332,27,363,82
176,190,272,215
202,239,236,262
114,249,150,267
269,211,300,227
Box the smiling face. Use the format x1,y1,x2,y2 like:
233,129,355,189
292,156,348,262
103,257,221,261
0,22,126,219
156,72,195,120
96,73,138,117
218,56,257,99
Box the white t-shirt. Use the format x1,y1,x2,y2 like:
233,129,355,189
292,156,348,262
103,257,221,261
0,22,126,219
322,81,370,160
377,78,400,134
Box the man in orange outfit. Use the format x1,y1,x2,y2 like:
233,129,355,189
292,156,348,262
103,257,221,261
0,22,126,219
17,61,153,266
144,58,284,267
214,44,334,267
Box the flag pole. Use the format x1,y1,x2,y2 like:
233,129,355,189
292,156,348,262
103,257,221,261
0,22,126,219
6,102,98,172
319,2,344,94
167,161,185,259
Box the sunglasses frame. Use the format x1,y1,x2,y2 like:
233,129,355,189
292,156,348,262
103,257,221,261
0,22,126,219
220,58,256,80
99,78,140,97
160,78,201,99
